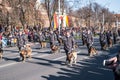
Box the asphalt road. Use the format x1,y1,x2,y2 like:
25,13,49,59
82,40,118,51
0,37,119,80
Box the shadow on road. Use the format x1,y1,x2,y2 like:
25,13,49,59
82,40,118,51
40,44,120,80
41,55,114,80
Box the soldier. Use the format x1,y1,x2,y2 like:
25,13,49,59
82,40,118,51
113,29,118,44
16,31,26,51
62,29,75,65
86,29,94,55
106,30,112,47
38,31,46,48
99,31,107,50
81,28,87,46
49,30,56,47
54,29,63,46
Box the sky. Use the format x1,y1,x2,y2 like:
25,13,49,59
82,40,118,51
39,0,120,14
67,0,120,13
94,0,120,13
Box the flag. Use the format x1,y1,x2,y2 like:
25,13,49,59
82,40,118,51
53,13,58,29
63,15,67,27
66,15,69,27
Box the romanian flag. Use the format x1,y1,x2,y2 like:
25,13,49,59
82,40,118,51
53,13,58,29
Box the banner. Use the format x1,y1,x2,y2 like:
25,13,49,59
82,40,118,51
53,13,58,29
66,15,69,27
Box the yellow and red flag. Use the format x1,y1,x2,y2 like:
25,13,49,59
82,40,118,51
66,15,69,27
53,13,58,29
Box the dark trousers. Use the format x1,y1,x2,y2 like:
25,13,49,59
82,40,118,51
64,49,72,63
113,36,117,44
113,66,120,80
114,72,120,80
18,46,22,51
100,41,106,50
82,38,86,45
86,43,91,54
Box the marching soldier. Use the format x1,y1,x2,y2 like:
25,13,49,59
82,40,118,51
106,30,112,47
38,31,46,48
49,30,56,47
113,29,118,44
86,29,94,55
99,31,107,50
16,31,26,51
62,29,75,65
82,28,87,46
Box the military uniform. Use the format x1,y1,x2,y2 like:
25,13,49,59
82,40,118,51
62,30,75,64
38,32,46,48
82,29,87,45
49,31,56,46
86,30,93,54
113,32,117,44
106,31,112,47
17,32,26,51
99,32,107,50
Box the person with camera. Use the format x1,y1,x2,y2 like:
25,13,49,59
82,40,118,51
103,50,120,80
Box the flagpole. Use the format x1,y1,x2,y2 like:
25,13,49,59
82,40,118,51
102,13,104,31
58,0,61,34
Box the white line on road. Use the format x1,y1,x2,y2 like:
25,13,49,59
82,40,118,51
53,56,66,61
35,54,50,58
0,53,50,69
0,62,18,68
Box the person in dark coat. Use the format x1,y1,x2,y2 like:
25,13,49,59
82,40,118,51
54,29,63,46
86,29,94,55
16,31,26,51
113,31,118,44
49,30,56,46
38,31,46,48
62,29,75,65
99,31,107,50
82,28,87,46
106,30,112,47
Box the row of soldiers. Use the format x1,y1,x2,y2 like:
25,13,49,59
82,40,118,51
0,26,120,65
82,27,119,52
14,28,75,65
